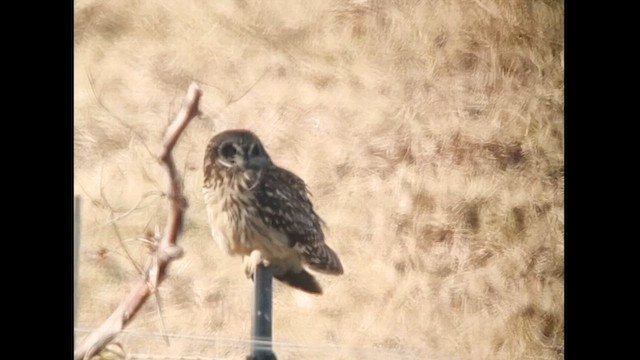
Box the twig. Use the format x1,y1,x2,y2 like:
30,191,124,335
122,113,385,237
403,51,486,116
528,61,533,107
226,68,268,106
74,82,202,360
105,190,165,225
109,220,145,276
98,166,145,277
86,70,156,159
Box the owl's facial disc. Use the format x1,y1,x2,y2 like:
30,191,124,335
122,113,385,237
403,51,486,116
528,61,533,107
217,141,270,169
217,142,244,168
246,143,270,169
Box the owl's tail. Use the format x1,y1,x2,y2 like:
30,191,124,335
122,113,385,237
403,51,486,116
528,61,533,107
303,243,344,275
274,269,322,294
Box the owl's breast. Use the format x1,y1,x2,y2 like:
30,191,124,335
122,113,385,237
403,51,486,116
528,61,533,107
203,183,257,256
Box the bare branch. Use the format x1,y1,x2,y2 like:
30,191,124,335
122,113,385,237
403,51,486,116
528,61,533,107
74,82,202,360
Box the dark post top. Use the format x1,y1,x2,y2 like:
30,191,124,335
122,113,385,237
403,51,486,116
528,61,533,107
247,264,277,360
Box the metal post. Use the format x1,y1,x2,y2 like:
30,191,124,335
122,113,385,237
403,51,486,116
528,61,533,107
74,196,81,327
247,264,277,360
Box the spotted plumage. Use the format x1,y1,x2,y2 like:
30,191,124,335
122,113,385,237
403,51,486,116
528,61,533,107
203,129,343,294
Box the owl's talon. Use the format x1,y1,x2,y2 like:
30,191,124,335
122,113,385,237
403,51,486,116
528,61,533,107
243,249,267,280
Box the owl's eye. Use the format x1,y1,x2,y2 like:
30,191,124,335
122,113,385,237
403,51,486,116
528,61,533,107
221,143,237,158
250,145,261,157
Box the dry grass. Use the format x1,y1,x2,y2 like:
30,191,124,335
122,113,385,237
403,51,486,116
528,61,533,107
74,0,564,359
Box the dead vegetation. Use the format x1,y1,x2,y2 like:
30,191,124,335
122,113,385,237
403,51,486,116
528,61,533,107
74,0,564,359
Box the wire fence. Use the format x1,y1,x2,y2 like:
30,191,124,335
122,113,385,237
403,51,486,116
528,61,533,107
74,327,431,360
74,196,557,360
74,194,431,360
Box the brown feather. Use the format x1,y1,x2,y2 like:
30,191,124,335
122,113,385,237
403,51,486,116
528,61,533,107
274,269,323,294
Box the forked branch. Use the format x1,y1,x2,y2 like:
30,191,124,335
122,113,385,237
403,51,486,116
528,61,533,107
74,83,203,360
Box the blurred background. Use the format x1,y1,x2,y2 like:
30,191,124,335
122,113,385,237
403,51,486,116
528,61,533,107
74,0,564,359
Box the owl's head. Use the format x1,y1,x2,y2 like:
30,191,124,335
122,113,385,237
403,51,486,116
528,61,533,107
204,130,272,175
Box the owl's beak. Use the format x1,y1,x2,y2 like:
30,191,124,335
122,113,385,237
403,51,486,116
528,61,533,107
246,155,269,169
232,153,254,169
231,155,247,168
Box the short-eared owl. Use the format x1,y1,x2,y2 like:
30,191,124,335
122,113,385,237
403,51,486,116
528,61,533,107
203,129,343,294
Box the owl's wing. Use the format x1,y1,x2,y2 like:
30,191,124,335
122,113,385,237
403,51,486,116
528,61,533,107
254,166,343,274
254,166,324,246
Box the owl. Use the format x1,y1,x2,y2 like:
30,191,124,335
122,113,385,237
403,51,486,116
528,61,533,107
202,129,343,294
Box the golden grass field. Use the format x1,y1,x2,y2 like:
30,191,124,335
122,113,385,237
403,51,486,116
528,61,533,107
74,0,564,359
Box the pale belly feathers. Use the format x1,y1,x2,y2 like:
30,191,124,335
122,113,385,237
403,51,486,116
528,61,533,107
203,186,294,261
